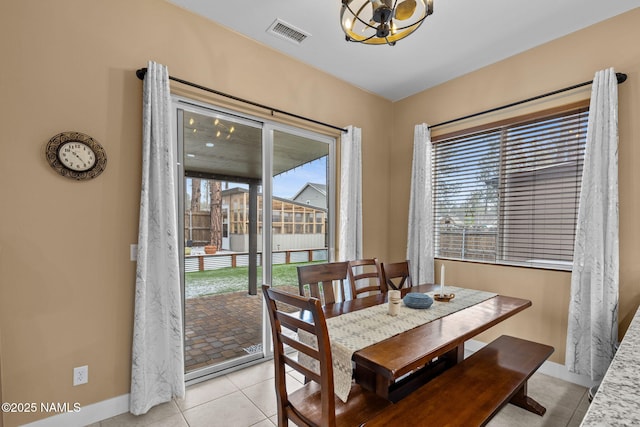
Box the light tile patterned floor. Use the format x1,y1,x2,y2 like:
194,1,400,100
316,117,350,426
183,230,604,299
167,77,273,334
91,358,589,427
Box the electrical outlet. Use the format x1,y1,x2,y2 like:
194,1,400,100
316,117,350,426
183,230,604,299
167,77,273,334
73,365,88,386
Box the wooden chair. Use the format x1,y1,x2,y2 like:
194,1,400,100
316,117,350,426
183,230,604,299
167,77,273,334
297,262,348,305
262,285,391,427
347,258,386,299
381,260,413,290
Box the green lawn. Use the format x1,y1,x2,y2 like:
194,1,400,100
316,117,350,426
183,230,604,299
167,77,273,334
185,261,321,298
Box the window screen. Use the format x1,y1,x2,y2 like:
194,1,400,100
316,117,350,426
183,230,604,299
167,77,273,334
433,106,589,270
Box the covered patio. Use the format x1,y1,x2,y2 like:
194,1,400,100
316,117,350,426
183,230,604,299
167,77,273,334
184,285,299,371
181,107,331,375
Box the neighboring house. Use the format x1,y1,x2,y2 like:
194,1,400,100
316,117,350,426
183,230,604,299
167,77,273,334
292,182,327,209
185,184,328,252
224,187,327,252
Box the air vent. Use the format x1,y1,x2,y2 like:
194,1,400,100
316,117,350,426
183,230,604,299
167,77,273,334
266,19,310,45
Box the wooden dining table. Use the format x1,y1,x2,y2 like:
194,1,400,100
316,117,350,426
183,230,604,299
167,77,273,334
321,283,532,401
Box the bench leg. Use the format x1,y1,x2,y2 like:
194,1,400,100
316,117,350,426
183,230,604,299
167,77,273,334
510,382,546,416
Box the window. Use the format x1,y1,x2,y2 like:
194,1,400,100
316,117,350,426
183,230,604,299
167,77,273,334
433,104,589,270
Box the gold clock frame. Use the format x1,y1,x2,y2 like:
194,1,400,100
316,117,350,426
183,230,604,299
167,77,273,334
45,131,107,181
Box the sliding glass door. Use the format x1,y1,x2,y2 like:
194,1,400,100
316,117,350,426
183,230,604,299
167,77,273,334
174,97,335,382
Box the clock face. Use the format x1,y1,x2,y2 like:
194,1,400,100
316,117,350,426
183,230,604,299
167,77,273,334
45,132,107,180
58,141,96,172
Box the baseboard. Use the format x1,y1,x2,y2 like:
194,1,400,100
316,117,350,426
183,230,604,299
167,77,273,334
20,394,129,427
21,339,597,426
465,339,599,389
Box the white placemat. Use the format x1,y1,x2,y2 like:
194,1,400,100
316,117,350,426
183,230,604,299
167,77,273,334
300,286,497,402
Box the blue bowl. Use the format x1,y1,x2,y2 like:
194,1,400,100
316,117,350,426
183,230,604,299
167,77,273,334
403,293,434,309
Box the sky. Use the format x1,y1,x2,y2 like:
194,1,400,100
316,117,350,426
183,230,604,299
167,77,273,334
273,156,327,198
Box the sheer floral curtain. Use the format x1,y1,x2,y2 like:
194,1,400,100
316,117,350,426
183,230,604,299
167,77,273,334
566,68,619,381
130,61,185,415
407,124,434,285
338,126,363,265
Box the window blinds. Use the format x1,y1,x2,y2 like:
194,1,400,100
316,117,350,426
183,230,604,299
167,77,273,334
433,107,589,269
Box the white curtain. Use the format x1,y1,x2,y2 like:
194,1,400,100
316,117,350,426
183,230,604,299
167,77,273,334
339,126,363,263
566,68,619,381
130,61,185,415
406,124,434,285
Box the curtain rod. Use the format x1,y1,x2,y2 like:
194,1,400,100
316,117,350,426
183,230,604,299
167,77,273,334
136,68,347,133
428,72,628,130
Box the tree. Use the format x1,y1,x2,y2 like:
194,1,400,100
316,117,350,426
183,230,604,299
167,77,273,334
209,180,222,248
190,179,201,211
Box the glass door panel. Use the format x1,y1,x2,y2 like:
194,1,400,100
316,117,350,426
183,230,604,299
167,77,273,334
270,127,332,288
178,105,264,380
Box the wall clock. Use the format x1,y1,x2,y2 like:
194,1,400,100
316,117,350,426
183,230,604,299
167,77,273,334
45,131,107,180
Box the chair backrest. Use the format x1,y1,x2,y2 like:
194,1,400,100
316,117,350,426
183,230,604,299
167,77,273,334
347,258,386,299
262,285,336,426
381,260,413,290
297,262,348,305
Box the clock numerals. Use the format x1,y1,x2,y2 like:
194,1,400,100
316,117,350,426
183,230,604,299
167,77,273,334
58,141,97,172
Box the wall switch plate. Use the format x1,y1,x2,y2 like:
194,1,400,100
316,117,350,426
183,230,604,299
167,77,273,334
73,365,88,386
130,244,138,261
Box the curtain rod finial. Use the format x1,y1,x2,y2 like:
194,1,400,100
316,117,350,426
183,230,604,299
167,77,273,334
136,68,148,80
616,72,627,84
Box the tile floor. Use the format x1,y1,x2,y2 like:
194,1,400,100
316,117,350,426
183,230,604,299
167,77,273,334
90,358,590,427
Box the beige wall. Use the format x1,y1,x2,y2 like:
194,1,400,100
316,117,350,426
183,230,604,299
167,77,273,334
1,0,639,425
390,9,640,364
0,1,391,425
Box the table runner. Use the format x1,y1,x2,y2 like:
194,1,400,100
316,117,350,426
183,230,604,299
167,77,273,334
299,286,497,402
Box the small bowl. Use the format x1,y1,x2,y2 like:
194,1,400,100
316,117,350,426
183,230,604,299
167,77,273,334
434,293,455,302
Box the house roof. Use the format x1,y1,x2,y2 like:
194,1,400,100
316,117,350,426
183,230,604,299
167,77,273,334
292,183,327,201
222,186,327,211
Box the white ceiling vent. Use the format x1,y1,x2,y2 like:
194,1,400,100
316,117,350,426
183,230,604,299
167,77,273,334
266,19,310,45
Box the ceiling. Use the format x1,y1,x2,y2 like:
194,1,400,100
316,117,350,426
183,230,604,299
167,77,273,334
169,1,639,101
182,109,329,181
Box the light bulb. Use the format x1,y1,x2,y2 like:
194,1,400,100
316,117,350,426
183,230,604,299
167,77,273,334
345,18,353,30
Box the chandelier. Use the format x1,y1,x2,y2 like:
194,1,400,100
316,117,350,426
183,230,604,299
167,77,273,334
340,0,433,46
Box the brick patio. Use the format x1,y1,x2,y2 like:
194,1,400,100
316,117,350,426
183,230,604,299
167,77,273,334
184,285,298,371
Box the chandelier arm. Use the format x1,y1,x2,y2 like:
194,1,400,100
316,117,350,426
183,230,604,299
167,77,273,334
392,16,427,31
348,31,382,44
344,2,377,30
357,33,380,43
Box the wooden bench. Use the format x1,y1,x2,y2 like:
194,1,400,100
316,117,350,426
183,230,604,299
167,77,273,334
363,335,554,427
